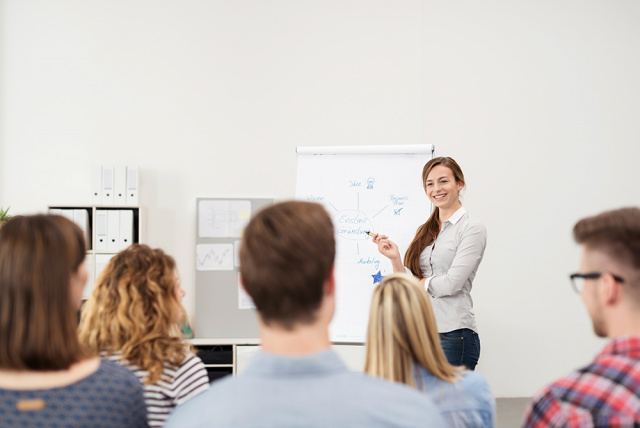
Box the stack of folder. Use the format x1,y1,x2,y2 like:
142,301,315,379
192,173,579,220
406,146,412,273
91,165,139,206
94,209,134,252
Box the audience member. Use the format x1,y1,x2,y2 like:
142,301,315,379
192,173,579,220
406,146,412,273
0,215,147,428
78,244,209,428
523,207,640,428
365,273,495,427
165,201,445,428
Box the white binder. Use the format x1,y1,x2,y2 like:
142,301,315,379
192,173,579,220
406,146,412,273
126,166,139,206
95,210,108,251
119,209,134,250
95,254,115,284
91,165,102,204
73,209,91,250
82,254,94,299
56,209,75,222
101,166,115,206
114,166,127,205
106,210,120,252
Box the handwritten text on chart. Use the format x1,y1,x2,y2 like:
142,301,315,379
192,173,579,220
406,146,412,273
347,177,377,189
196,244,234,271
389,195,409,206
334,210,373,241
358,256,381,271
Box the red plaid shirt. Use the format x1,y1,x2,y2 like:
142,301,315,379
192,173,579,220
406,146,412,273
523,336,640,428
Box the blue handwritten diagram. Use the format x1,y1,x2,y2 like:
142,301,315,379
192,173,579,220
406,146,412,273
296,151,431,342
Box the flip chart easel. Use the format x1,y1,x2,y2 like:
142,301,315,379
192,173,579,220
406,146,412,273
295,145,435,343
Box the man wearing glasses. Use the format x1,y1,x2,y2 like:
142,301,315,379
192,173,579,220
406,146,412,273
523,207,640,428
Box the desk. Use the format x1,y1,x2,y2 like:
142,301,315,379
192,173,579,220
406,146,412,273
191,339,366,382
190,338,260,382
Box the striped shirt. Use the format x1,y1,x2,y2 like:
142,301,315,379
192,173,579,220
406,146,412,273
106,351,210,428
523,336,640,428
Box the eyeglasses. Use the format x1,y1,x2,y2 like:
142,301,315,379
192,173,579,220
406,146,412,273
569,272,625,294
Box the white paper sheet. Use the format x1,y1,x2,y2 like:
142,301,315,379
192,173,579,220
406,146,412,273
198,200,251,238
237,273,256,309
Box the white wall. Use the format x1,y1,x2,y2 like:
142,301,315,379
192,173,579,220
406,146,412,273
2,0,640,397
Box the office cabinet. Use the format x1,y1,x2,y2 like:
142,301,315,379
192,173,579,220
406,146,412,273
48,205,143,298
190,339,260,382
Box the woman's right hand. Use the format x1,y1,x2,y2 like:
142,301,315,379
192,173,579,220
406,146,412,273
371,233,406,274
372,233,400,260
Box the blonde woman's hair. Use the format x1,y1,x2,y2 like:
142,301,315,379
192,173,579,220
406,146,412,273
78,244,188,384
364,274,462,389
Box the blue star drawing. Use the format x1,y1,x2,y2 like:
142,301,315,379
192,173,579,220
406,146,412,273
371,270,384,284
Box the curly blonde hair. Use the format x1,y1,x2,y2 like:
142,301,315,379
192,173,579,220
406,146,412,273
78,244,188,384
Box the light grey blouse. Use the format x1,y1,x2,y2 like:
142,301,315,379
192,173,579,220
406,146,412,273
413,207,487,333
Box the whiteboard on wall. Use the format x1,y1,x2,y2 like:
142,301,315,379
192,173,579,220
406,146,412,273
295,145,434,343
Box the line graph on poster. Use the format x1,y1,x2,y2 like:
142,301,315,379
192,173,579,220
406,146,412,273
196,243,234,271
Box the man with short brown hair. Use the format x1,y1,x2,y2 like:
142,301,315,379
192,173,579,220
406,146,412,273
523,207,640,428
166,201,444,428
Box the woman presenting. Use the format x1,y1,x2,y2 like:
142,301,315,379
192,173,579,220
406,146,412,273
372,156,487,370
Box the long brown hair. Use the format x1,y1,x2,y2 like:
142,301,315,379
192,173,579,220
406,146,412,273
364,274,462,388
403,157,465,277
0,215,89,370
78,244,187,384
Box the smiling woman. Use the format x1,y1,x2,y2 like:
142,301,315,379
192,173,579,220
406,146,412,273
372,157,487,370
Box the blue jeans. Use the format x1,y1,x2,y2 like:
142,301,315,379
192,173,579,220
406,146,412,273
439,328,480,370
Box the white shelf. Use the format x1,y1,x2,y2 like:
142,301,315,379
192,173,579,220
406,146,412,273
48,205,144,299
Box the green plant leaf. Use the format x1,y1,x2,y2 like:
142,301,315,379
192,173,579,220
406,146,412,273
0,206,12,223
